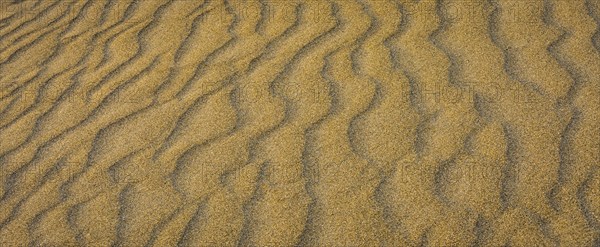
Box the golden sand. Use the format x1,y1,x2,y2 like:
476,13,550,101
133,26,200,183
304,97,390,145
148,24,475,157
0,0,599,246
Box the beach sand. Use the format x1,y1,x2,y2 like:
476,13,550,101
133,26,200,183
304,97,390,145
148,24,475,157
0,0,599,246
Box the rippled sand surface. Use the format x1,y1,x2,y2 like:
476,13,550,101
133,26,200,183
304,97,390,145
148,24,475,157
0,0,599,246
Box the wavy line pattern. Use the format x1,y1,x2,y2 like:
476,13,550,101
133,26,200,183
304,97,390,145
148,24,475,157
0,0,599,246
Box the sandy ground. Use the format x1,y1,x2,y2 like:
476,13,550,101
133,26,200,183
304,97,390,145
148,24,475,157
0,0,599,246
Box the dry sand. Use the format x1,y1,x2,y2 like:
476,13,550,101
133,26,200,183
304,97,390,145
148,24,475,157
0,0,599,246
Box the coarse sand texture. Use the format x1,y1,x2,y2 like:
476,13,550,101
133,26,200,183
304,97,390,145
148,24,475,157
0,0,600,246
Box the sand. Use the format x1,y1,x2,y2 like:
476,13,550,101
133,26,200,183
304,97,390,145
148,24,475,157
0,0,599,246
